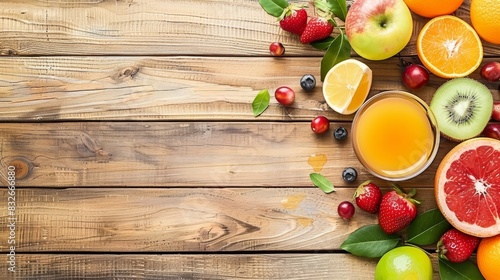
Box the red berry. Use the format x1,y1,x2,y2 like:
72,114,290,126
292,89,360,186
492,101,500,121
311,116,330,134
437,228,480,263
480,61,500,82
279,8,308,35
354,181,382,214
402,64,429,90
274,86,295,106
269,42,285,56
482,123,500,140
378,185,420,234
338,201,355,220
299,17,334,44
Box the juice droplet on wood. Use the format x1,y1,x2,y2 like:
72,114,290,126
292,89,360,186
282,194,305,210
308,153,328,172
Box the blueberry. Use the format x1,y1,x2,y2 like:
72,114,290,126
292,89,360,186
334,127,348,140
300,74,316,92
342,167,358,183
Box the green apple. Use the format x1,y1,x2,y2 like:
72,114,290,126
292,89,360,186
345,0,413,61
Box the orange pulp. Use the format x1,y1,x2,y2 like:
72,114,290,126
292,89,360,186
353,94,435,179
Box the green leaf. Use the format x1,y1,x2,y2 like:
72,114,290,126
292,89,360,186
320,32,351,81
327,0,347,21
406,208,451,246
309,173,335,193
252,89,270,117
258,0,289,18
439,259,485,280
340,224,401,258
310,37,335,50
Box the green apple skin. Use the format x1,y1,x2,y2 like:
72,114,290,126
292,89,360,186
345,0,413,61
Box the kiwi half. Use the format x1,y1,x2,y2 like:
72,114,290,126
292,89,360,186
430,78,493,142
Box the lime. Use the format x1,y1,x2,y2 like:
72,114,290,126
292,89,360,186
375,246,433,280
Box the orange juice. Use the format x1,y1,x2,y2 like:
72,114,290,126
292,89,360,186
352,91,439,180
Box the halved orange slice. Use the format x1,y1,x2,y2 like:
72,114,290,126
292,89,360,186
417,15,483,78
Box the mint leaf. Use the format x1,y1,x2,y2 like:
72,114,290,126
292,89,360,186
310,36,335,50
327,0,347,21
252,89,270,117
340,224,401,258
320,32,351,81
310,173,335,193
439,259,485,280
258,0,289,18
407,208,451,246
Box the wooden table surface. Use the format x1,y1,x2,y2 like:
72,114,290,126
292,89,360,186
0,0,499,279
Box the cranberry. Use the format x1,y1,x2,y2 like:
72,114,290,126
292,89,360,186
338,201,355,220
402,64,430,90
269,42,285,56
311,116,330,134
481,62,500,82
274,86,295,106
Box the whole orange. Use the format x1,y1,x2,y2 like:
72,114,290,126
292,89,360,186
403,0,463,18
477,234,500,280
470,0,500,44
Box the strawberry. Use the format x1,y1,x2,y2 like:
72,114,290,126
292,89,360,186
378,185,420,234
437,228,480,263
299,17,334,44
353,181,382,214
279,7,308,36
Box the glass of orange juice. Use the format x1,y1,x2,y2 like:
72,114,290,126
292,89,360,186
351,91,440,181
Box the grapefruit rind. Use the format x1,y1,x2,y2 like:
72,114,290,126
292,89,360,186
435,137,500,238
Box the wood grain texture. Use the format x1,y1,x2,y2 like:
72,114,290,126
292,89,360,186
0,122,458,187
0,254,436,280
0,0,498,56
0,188,438,252
0,56,498,121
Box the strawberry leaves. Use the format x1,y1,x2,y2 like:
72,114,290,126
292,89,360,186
320,31,351,81
439,259,485,280
258,0,289,17
340,224,401,258
406,208,451,246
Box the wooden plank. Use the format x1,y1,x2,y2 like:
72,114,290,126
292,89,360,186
0,254,436,280
0,122,457,187
0,188,438,252
0,56,498,122
0,0,498,56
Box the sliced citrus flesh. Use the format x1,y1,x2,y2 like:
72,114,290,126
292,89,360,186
417,15,483,78
322,59,372,115
435,137,500,238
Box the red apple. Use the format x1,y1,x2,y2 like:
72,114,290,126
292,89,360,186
345,0,413,60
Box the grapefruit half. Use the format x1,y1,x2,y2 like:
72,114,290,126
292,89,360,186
435,137,500,238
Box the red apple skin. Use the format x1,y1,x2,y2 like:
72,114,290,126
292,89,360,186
345,0,413,60
482,123,500,140
492,101,500,121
